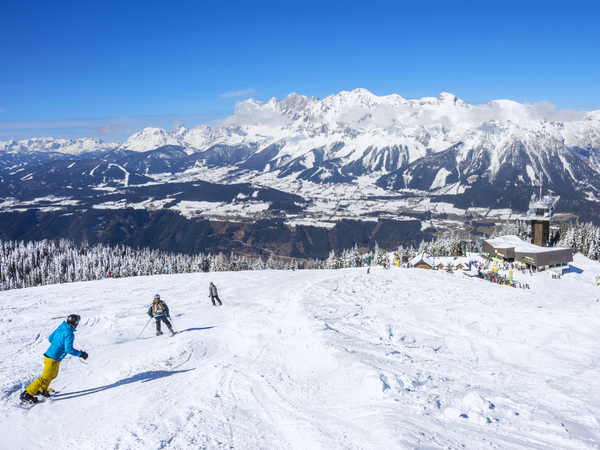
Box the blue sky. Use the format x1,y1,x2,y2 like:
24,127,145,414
1,0,599,142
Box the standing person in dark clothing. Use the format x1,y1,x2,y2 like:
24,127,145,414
147,294,174,336
20,314,88,404
209,282,222,306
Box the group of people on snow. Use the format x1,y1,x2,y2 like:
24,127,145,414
19,282,222,404
478,270,515,287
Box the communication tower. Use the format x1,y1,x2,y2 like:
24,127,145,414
526,174,555,247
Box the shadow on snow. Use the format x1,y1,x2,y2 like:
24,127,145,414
53,369,194,400
176,326,216,334
564,265,584,274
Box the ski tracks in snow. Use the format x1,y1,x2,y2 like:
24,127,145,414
297,269,600,449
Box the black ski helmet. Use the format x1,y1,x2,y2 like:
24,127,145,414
154,294,160,300
67,314,80,329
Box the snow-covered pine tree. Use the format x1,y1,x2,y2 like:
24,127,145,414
266,254,277,270
325,250,340,270
252,256,265,271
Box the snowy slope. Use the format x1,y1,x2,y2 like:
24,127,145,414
2,255,600,449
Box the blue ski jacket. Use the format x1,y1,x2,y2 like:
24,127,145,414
148,301,170,318
45,321,82,362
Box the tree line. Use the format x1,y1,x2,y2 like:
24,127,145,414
0,233,478,292
554,220,600,261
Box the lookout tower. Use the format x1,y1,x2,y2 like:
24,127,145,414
526,176,555,247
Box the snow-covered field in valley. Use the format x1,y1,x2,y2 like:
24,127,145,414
2,255,600,449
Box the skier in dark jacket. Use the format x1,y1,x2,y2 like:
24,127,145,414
209,282,222,306
148,294,174,336
20,314,88,404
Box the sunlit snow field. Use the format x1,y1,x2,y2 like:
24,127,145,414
1,255,600,449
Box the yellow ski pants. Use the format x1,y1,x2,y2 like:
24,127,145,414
26,356,60,396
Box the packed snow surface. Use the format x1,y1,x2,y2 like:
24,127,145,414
2,255,600,449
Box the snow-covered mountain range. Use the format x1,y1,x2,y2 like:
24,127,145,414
0,137,118,155
3,89,600,198
4,91,600,258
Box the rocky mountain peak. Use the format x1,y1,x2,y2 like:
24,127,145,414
437,92,467,107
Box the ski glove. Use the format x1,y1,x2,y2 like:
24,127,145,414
80,351,89,360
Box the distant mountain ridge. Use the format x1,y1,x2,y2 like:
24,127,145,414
0,137,118,155
2,89,600,198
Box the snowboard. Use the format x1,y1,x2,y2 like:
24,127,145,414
15,400,44,410
15,388,57,409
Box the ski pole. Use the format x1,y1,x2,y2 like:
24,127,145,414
169,316,177,332
138,317,153,338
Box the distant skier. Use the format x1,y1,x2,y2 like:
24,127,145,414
209,282,222,306
20,314,88,404
148,294,174,336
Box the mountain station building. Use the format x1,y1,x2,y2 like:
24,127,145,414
481,235,572,272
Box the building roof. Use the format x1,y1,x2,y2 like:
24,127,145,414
483,235,573,267
484,235,557,254
411,253,434,267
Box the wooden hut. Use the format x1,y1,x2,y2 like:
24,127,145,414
410,253,434,270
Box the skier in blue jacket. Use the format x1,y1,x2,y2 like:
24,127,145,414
20,314,88,404
148,294,174,336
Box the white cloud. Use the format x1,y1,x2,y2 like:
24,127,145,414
337,105,399,129
219,88,256,99
0,119,103,130
217,100,291,128
521,101,588,122
455,100,587,126
213,94,591,136
335,98,588,131
172,118,186,131
96,124,126,135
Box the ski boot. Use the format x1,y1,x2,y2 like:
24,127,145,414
156,331,163,336
38,389,51,398
20,391,38,404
